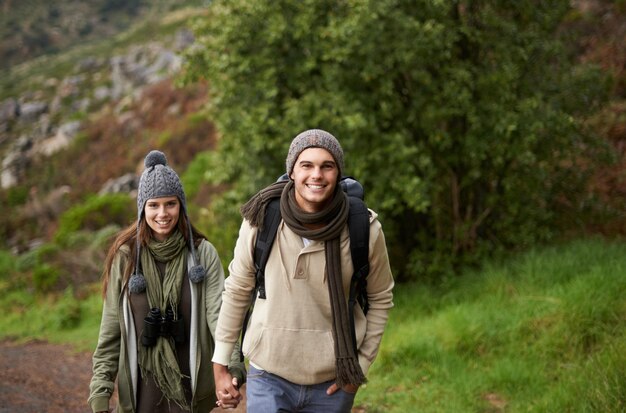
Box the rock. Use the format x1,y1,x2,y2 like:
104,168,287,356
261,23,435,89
18,101,48,123
1,136,32,189
22,185,72,221
58,75,84,98
76,56,103,71
175,28,195,51
93,86,110,101
36,121,82,156
71,97,90,112
0,98,19,123
99,173,139,195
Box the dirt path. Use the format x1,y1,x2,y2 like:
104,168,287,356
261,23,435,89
0,339,93,413
0,339,245,413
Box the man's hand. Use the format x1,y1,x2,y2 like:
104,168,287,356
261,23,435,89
326,382,359,395
213,363,242,409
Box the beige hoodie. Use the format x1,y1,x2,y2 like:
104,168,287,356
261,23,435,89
213,210,394,385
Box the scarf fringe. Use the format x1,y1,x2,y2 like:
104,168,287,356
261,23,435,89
139,347,190,410
335,357,367,388
240,181,287,227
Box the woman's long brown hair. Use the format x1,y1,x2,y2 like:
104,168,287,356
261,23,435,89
101,210,207,297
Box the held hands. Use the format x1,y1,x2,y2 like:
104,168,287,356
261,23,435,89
214,363,242,409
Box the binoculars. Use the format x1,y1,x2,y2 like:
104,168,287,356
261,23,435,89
141,307,185,347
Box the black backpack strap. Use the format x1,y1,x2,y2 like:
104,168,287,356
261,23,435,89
253,197,282,300
347,196,370,353
239,197,281,361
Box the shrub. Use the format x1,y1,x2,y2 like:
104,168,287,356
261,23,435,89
184,0,610,281
33,263,61,293
0,250,16,280
55,193,134,245
52,288,83,330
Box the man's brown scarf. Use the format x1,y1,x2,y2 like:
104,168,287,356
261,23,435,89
240,180,366,387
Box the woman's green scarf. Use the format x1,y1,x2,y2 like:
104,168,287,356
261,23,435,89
137,230,189,409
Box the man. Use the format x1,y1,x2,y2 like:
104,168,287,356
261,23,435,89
212,129,394,412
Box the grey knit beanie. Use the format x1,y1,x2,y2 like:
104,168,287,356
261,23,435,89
129,150,205,294
286,129,344,178
137,150,186,217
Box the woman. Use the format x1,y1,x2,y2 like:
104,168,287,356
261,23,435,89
89,150,244,413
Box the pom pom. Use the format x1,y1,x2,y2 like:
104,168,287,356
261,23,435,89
189,265,205,283
144,150,167,169
129,272,147,293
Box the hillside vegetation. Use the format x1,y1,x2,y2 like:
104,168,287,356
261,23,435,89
0,0,624,285
0,5,216,294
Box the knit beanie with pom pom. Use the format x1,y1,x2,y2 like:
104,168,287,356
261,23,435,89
128,150,205,293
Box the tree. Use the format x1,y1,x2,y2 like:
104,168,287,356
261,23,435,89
184,0,608,281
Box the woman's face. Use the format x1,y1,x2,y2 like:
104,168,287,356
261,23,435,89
144,196,181,241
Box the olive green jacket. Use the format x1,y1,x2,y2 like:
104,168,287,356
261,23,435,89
88,240,245,413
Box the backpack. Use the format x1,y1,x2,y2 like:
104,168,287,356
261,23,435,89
239,175,371,361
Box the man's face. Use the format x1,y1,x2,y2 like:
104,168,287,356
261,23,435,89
289,147,339,213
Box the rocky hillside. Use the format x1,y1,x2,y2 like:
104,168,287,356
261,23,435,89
0,0,199,69
0,6,214,255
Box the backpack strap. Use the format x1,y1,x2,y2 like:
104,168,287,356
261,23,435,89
253,197,282,300
347,196,370,353
239,197,281,361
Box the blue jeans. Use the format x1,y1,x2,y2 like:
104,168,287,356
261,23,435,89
246,365,357,413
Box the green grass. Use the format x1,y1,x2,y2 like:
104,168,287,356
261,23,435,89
1,237,625,411
0,285,103,352
355,237,626,412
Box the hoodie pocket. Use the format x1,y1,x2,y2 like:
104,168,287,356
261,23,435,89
246,326,336,383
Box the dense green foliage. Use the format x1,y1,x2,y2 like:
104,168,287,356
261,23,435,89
54,193,134,245
182,151,244,269
184,0,610,281
2,238,624,410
